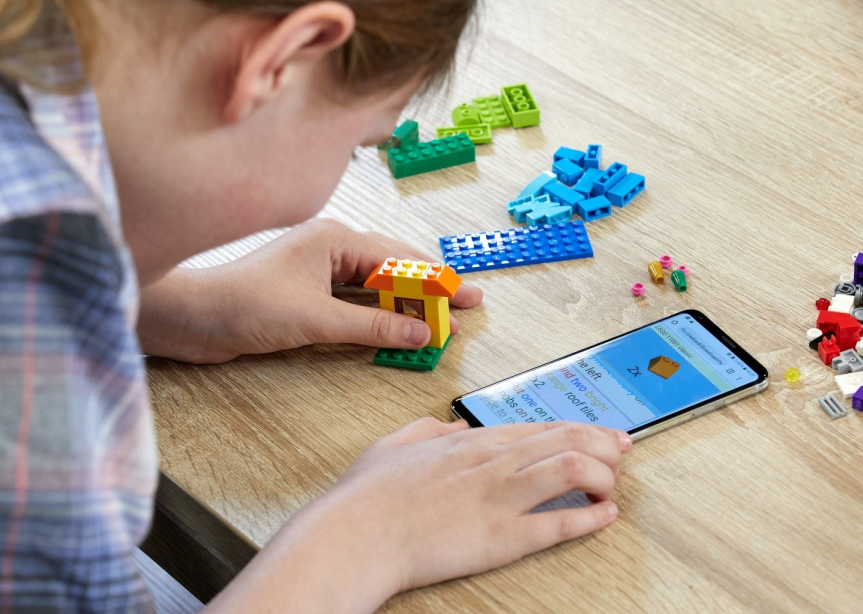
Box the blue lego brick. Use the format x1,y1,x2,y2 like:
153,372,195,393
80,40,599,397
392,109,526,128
577,196,612,222
606,173,645,207
439,221,594,274
526,205,572,226
553,147,586,167
507,194,552,223
591,162,628,196
552,158,584,187
517,171,557,199
543,181,584,209
573,168,602,197
585,144,602,169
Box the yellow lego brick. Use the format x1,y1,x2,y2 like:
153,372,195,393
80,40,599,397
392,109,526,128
379,291,395,312
424,296,450,349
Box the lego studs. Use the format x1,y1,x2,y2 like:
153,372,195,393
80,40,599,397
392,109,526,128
648,261,664,283
659,255,673,269
631,282,646,297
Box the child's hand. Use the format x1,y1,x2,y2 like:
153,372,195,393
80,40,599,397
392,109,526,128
208,419,630,613
138,219,483,363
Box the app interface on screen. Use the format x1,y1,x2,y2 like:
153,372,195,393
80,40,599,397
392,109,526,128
461,314,759,431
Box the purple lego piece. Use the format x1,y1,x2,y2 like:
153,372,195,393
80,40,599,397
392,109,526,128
855,253,863,285
853,386,863,411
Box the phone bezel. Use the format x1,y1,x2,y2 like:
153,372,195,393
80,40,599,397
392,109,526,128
450,309,769,436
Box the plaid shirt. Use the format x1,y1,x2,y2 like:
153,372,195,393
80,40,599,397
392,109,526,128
0,65,158,613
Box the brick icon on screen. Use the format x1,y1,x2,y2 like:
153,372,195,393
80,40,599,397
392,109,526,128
648,355,680,379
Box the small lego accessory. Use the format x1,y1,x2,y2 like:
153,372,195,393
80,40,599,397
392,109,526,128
852,387,863,411
806,328,823,342
435,124,492,145
829,294,855,315
584,144,602,169
834,283,856,296
631,282,645,297
840,273,854,284
452,103,482,126
818,336,841,365
576,196,612,222
815,298,831,311
552,158,584,186
500,84,540,128
518,171,557,199
832,349,863,374
677,265,690,278
784,368,800,383
671,269,687,292
606,173,645,207
648,261,664,283
648,356,680,379
835,372,863,398
472,95,511,129
387,134,476,179
818,394,847,420
439,221,593,273
553,147,586,167
659,255,674,269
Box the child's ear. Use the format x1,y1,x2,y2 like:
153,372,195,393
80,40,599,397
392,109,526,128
223,1,355,123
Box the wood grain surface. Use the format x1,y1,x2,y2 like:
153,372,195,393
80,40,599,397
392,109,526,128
147,0,863,611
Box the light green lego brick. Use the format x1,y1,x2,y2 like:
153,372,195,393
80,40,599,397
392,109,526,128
501,84,540,128
472,95,512,129
387,134,476,179
435,124,492,145
452,103,482,126
373,337,451,371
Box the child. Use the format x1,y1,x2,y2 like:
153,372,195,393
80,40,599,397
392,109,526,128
0,0,631,611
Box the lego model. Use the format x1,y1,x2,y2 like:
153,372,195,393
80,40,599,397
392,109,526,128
648,356,680,379
818,394,847,420
364,258,462,370
439,221,593,274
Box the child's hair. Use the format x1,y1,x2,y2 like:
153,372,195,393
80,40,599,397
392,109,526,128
0,0,477,93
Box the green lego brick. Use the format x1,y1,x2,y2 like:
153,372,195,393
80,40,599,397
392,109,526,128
472,95,511,129
387,134,476,179
373,337,451,371
377,119,419,151
452,103,482,126
435,123,492,145
501,84,540,128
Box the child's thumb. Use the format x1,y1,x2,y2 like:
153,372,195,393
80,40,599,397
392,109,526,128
316,299,432,349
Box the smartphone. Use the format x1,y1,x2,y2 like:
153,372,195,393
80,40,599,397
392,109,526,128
451,309,769,440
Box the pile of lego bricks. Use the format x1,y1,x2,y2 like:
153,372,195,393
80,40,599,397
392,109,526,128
507,144,645,227
812,253,863,419
379,84,541,180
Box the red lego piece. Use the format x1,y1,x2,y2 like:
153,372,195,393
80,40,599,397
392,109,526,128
815,298,831,311
817,311,862,351
818,336,841,365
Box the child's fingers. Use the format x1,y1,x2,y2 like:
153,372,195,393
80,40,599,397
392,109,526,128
312,298,432,348
507,451,617,509
449,284,483,309
517,501,619,554
501,422,622,474
380,417,470,447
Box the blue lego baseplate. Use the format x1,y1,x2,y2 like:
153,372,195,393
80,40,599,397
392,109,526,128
439,221,594,273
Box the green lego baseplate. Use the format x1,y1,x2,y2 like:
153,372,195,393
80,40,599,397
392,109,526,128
472,95,512,129
387,133,476,179
501,84,540,128
373,336,451,371
435,124,492,145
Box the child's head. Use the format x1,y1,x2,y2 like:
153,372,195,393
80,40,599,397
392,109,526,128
1,0,476,281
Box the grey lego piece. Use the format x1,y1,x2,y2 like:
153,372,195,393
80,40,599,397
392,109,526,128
856,285,863,308
818,394,847,420
832,349,863,374
853,307,863,323
835,283,856,297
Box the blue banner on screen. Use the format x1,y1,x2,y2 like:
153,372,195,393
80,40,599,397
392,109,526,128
460,314,758,430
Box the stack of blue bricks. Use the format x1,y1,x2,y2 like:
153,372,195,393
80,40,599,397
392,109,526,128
507,144,646,226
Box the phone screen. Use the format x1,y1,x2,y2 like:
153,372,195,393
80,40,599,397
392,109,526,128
454,311,765,434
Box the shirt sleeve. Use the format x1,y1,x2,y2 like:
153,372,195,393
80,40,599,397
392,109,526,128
0,212,158,613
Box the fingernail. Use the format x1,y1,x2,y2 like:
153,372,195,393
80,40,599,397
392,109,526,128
617,431,632,452
607,502,619,520
404,321,429,345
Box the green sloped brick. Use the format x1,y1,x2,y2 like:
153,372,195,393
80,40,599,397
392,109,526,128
452,103,482,126
387,134,476,179
435,123,492,145
501,84,540,128
473,95,511,129
377,119,419,151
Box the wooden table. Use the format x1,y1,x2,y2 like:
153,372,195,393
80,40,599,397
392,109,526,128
145,0,863,611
